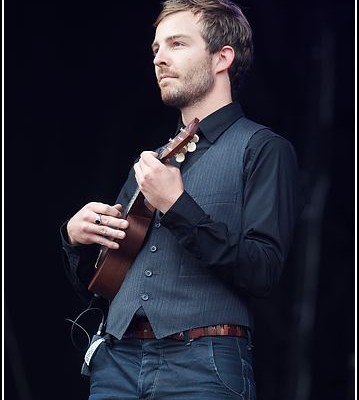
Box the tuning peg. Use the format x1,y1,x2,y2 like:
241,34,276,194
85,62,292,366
175,152,186,163
187,142,196,152
192,134,199,143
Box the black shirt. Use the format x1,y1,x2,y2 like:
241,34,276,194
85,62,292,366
160,102,299,296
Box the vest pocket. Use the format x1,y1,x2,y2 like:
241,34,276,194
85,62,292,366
192,191,239,206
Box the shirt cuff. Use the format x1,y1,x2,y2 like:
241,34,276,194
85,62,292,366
160,191,208,234
60,221,80,252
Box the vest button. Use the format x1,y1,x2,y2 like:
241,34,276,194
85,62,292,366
145,270,153,277
150,245,157,253
141,294,149,301
154,222,161,228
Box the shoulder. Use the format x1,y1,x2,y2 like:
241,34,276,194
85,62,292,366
231,116,296,155
243,126,298,174
247,126,296,157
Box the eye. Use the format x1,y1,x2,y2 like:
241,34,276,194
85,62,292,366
172,41,184,48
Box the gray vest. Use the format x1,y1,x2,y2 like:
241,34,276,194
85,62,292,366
106,117,267,339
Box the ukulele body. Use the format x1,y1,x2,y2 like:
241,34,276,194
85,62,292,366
88,193,154,300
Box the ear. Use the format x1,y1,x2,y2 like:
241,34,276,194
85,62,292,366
214,45,235,74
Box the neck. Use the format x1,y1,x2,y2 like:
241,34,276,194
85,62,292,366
180,83,232,125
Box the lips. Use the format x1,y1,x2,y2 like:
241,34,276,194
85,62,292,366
158,71,177,83
159,75,175,82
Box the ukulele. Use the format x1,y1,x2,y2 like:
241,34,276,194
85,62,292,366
88,118,200,300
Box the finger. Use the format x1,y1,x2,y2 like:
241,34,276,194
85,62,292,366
95,224,127,242
140,150,158,159
113,204,123,213
90,202,123,218
133,161,144,183
96,214,129,230
95,234,121,250
140,151,160,168
86,225,127,249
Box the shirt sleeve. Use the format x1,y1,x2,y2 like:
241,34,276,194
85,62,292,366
160,131,299,297
60,221,101,303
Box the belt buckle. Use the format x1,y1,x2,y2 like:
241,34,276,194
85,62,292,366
175,330,193,345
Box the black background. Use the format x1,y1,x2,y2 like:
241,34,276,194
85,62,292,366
5,0,355,399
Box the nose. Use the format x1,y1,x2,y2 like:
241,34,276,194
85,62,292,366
153,48,168,67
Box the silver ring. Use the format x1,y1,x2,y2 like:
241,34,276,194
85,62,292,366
95,214,102,225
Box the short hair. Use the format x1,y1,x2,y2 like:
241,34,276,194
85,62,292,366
154,0,253,100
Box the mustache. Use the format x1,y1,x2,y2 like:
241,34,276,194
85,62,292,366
157,69,179,81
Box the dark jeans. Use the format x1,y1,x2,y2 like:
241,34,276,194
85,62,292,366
88,335,256,399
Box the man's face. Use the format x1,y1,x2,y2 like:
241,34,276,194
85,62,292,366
152,11,215,109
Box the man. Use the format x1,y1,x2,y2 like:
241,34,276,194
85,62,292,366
61,0,299,399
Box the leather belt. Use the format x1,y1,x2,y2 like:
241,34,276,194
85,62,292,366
123,320,247,341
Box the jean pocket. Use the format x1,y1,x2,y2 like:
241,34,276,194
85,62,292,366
80,335,106,377
209,336,256,399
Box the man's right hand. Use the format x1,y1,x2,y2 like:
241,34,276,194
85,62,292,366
67,202,129,249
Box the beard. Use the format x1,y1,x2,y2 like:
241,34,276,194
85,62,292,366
159,57,214,109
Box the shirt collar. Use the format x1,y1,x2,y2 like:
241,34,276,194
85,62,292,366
177,102,245,143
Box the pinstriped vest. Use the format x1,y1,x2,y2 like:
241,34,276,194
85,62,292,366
106,117,268,339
